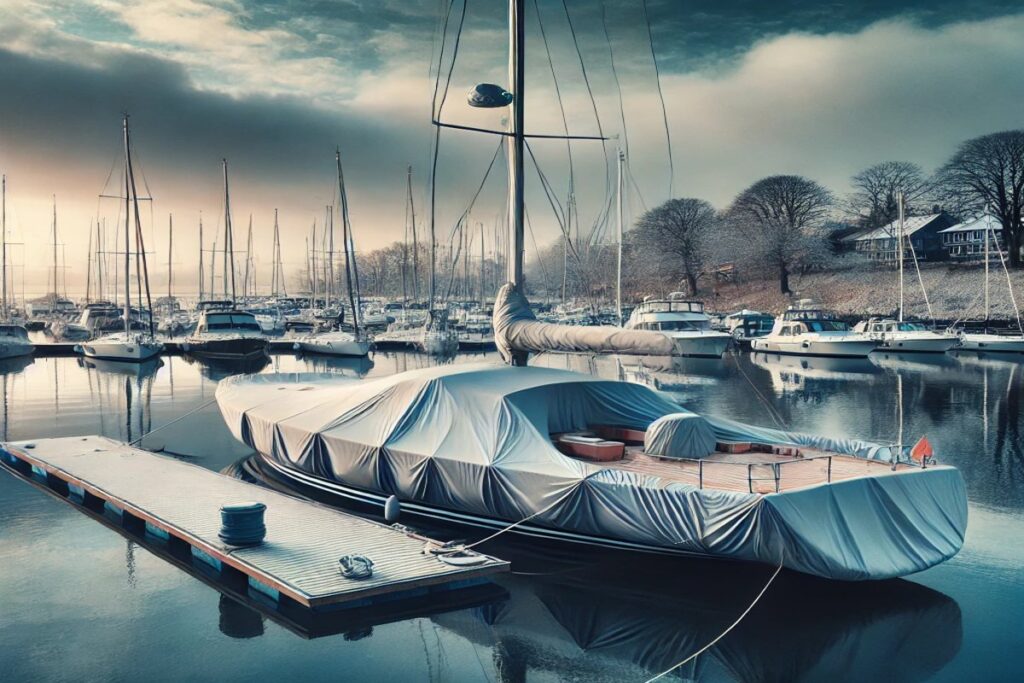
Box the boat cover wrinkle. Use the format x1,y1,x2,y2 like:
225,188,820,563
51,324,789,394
217,363,967,580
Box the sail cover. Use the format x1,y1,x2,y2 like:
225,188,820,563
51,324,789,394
217,363,967,580
492,283,675,362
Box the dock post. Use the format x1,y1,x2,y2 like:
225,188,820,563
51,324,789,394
747,463,753,493
827,457,832,483
698,460,703,489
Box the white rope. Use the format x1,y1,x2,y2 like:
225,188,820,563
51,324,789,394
904,231,934,322
643,557,785,683
129,397,218,446
991,224,1024,333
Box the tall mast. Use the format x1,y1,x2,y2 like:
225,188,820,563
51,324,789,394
616,149,624,325
311,220,318,307
222,159,236,301
85,225,93,304
326,205,334,308
897,191,904,322
122,115,132,334
408,166,419,303
96,221,104,306
198,213,204,301
124,114,155,337
336,147,360,334
479,221,485,309
243,215,253,300
985,214,991,324
1,174,7,319
52,196,58,305
168,213,173,300
507,0,526,291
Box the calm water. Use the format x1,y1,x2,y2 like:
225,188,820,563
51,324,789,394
0,349,1021,682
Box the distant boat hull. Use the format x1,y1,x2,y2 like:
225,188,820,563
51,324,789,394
957,333,1024,353
78,334,163,362
294,332,370,357
752,337,876,358
875,335,958,353
0,337,33,360
184,336,269,360
665,332,731,358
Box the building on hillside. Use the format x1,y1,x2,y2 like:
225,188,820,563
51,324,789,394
841,213,956,264
938,215,1005,261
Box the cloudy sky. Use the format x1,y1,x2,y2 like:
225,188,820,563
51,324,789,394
1,0,1023,297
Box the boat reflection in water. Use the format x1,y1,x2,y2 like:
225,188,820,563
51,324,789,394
182,353,271,382
291,352,374,377
750,351,880,396
871,351,959,373
612,354,729,393
79,356,164,378
0,354,35,376
433,543,962,682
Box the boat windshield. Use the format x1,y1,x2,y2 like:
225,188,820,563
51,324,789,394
0,325,28,339
806,320,850,332
204,313,262,332
897,322,927,331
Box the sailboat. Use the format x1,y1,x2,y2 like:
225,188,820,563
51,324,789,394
953,215,1024,352
183,161,268,361
0,175,33,359
853,193,957,353
216,0,966,580
293,150,371,357
79,115,163,362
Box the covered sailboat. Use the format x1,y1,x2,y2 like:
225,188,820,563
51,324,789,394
216,0,966,581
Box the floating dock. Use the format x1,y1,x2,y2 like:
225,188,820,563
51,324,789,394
0,436,508,616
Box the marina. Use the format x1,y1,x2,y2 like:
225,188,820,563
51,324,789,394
1,0,1023,680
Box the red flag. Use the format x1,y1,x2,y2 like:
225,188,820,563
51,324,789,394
910,437,934,463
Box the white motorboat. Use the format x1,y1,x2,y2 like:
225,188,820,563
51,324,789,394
183,307,268,360
79,332,163,362
624,294,731,358
853,319,957,353
955,332,1024,353
293,329,370,357
752,307,876,357
0,324,33,360
79,115,164,363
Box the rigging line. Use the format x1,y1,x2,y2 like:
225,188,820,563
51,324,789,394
435,0,468,122
525,207,554,293
601,1,630,161
430,0,458,119
559,0,611,195
641,0,674,199
730,353,788,429
904,227,934,322
532,0,575,213
643,556,784,683
528,152,597,312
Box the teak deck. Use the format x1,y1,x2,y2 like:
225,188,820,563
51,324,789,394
0,436,507,609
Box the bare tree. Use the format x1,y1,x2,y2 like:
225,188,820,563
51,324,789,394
634,198,715,295
847,161,931,230
726,175,834,294
935,130,1024,267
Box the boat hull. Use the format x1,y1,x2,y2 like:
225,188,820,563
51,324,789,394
0,338,34,359
666,333,731,358
957,333,1024,353
295,337,370,357
184,336,269,360
874,334,957,353
752,338,877,357
79,336,163,362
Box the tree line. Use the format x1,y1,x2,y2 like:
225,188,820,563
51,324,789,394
527,128,1024,299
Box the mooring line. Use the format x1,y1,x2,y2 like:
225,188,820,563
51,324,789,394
643,556,784,683
129,397,219,447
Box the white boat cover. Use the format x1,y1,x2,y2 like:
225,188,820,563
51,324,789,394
492,283,674,362
216,363,967,580
644,413,717,459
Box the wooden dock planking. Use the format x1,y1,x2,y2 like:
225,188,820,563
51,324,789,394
0,436,507,609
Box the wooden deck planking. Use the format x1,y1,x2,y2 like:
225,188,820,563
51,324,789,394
1,435,507,607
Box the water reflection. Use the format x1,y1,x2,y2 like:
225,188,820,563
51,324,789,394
290,353,374,376
433,546,961,682
749,352,880,397
182,354,271,381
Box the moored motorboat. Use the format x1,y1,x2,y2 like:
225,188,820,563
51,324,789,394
0,323,33,360
753,306,876,357
624,294,731,358
293,329,370,357
183,307,268,360
853,318,957,353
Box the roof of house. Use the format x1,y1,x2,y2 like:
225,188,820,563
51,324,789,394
938,215,999,234
842,214,946,242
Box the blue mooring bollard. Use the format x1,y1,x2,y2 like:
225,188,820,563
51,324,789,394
219,502,267,546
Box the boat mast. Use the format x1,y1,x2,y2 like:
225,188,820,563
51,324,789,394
479,221,485,309
311,220,318,308
327,205,334,310
507,0,527,363
198,213,204,302
984,214,990,327
85,225,93,304
168,213,173,301
897,191,904,323
407,166,418,304
336,148,360,334
616,149,624,326
124,114,155,337
1,174,7,320
52,196,58,307
122,117,132,334
244,215,253,300
222,159,236,301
